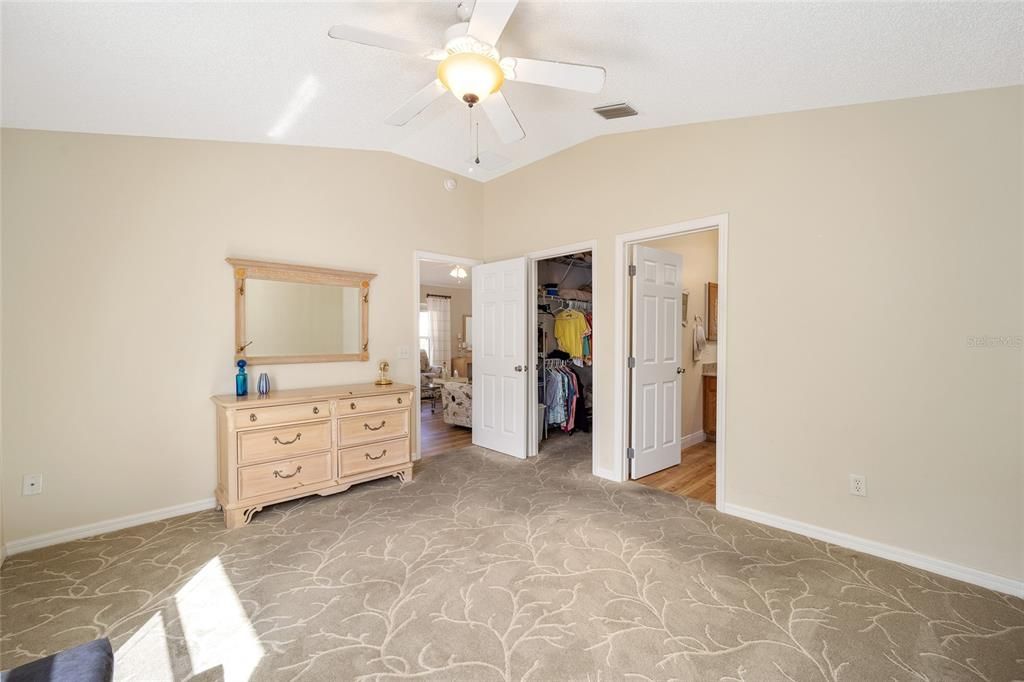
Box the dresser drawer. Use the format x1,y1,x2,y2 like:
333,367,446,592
234,401,330,429
338,408,409,446
340,437,410,477
238,451,332,501
339,392,412,415
237,421,331,465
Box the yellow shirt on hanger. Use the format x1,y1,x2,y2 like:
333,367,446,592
554,310,588,358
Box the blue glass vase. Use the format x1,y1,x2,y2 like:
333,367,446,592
257,372,270,396
235,359,248,397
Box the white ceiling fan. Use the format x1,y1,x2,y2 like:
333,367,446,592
328,0,606,144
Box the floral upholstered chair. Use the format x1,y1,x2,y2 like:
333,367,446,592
441,380,472,428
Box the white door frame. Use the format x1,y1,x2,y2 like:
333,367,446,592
412,250,482,460
613,214,728,510
526,240,598,470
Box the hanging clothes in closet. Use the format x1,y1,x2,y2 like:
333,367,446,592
554,309,592,364
542,356,593,434
544,363,577,432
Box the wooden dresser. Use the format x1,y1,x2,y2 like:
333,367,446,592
211,382,414,528
702,375,717,442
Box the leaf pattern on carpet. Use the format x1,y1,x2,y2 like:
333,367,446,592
2,434,1022,681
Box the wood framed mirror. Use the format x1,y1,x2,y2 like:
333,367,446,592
228,258,375,365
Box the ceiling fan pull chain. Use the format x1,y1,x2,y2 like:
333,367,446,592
467,106,480,166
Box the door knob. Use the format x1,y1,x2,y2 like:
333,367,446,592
515,365,524,372
676,367,684,374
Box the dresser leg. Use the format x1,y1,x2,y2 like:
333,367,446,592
394,466,413,483
224,507,248,529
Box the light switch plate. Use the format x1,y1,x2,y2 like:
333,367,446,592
397,346,410,360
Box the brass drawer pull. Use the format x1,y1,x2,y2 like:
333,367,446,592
273,465,302,479
273,433,302,445
397,397,403,404
363,420,386,431
365,449,387,461
313,406,320,415
350,402,357,410
249,413,257,422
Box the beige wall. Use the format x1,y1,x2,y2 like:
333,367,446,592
1,87,1021,586
0,132,4,562
645,230,718,438
483,87,1023,582
0,129,483,543
419,284,472,364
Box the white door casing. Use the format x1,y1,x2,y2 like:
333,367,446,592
472,257,528,459
630,245,683,478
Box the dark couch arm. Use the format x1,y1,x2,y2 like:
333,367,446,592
1,638,113,682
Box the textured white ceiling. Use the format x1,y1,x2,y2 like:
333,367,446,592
3,2,1021,182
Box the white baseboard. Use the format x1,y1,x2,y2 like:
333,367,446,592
720,503,1024,598
4,497,218,557
680,430,707,450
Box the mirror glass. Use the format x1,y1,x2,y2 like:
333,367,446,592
464,315,473,350
245,279,362,357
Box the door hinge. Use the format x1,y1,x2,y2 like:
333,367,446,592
627,447,635,460
628,264,637,276
627,356,636,369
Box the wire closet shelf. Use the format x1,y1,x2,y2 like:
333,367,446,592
538,294,592,312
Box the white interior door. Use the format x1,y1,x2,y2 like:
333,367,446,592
472,257,528,459
630,245,684,478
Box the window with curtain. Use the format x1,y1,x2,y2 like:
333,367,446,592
418,308,431,359
426,295,451,371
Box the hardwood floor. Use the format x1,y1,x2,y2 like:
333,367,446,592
636,440,716,504
420,402,472,458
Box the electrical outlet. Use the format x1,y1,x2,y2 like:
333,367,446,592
849,474,866,497
22,474,42,496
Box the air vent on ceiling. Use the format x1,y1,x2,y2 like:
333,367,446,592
593,102,638,120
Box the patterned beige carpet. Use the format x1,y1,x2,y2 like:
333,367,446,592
2,435,1022,681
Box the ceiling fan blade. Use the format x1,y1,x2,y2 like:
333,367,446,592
481,91,525,143
384,80,449,126
501,57,606,93
328,24,444,60
467,0,519,46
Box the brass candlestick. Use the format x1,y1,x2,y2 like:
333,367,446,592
374,360,393,385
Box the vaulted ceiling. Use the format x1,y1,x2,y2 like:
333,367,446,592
3,2,1021,182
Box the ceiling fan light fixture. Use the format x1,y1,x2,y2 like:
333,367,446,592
449,265,469,280
437,51,504,106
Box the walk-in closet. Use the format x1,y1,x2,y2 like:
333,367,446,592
536,251,593,455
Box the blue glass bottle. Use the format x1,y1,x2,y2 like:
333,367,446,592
235,359,248,397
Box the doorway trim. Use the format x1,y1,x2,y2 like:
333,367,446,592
612,214,728,510
527,240,598,473
412,250,482,461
